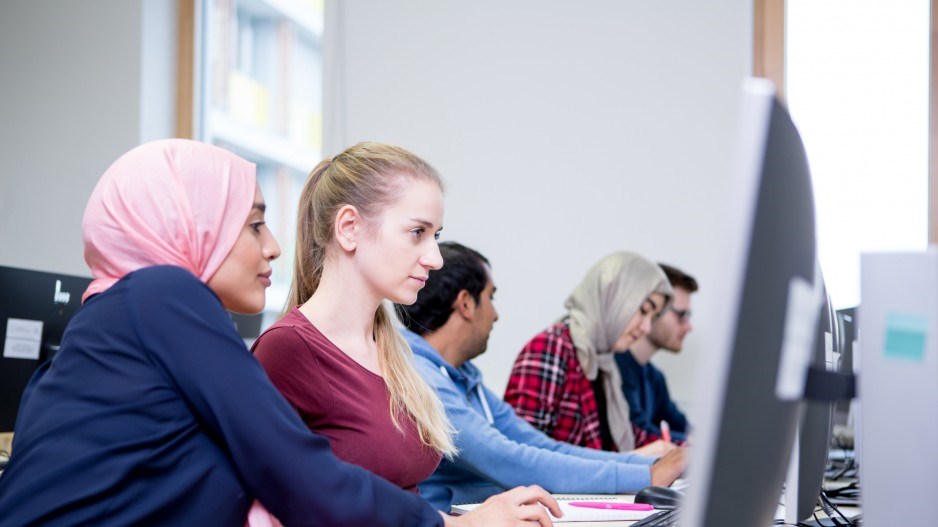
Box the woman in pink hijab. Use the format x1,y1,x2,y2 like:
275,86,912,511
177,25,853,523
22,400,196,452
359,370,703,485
0,139,558,527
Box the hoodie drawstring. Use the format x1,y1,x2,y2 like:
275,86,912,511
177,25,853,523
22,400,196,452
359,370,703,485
439,365,494,425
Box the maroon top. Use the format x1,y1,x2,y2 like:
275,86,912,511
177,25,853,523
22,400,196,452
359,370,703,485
252,308,442,493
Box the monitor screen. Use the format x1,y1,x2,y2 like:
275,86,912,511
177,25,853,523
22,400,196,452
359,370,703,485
682,79,818,527
0,266,92,433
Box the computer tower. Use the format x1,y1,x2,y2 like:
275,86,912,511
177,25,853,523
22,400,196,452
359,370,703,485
859,248,938,526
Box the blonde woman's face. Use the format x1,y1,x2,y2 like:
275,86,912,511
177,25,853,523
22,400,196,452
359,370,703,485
612,292,667,352
356,178,445,305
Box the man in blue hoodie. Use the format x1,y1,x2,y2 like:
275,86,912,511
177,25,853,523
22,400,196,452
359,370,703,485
399,242,686,512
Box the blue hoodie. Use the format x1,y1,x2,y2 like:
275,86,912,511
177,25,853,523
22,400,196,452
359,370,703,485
404,329,657,512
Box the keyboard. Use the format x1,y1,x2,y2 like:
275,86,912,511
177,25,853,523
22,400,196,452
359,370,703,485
630,509,679,527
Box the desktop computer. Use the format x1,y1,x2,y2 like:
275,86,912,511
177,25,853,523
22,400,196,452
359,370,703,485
681,78,819,527
0,265,92,433
860,249,938,526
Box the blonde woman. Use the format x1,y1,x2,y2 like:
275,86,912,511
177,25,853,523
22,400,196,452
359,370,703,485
252,143,559,526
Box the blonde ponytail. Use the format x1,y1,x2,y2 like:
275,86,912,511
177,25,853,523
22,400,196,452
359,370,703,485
289,142,456,456
375,303,456,455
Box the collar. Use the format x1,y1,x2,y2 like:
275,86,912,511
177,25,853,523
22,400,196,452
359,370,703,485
402,327,485,393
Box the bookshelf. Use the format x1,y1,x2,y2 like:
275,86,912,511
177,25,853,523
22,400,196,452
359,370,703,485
198,0,324,316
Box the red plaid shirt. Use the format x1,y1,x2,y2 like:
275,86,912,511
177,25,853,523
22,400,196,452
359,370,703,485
504,321,608,450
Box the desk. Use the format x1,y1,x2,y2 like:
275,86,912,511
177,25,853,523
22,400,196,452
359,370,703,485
547,495,660,526
542,494,860,526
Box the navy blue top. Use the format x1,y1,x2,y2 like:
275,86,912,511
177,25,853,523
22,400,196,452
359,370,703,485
615,351,689,441
0,266,442,527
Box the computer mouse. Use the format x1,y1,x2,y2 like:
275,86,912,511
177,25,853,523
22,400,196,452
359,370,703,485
633,485,684,510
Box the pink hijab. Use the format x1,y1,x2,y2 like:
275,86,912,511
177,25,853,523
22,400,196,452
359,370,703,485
81,139,256,302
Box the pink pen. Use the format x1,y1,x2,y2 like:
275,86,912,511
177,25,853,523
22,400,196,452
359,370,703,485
568,502,655,511
660,420,672,444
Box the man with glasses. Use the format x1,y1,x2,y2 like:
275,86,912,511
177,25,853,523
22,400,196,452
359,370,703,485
615,264,697,447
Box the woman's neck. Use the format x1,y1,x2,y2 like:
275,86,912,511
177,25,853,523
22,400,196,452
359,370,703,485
300,272,381,338
299,261,382,353
628,336,657,366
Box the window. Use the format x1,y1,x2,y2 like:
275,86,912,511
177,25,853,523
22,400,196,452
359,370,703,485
755,0,933,308
185,0,324,321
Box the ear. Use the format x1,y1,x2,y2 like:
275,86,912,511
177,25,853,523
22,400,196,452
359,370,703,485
334,204,361,252
453,289,476,321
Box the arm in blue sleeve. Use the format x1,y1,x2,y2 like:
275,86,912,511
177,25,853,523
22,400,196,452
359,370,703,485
486,385,655,467
130,269,442,527
416,360,651,494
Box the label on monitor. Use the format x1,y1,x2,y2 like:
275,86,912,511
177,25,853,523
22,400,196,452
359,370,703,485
775,277,822,401
3,318,43,360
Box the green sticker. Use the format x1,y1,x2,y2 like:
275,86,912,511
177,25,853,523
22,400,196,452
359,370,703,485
883,312,928,362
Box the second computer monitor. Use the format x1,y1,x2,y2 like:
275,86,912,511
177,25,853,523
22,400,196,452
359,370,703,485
784,285,837,524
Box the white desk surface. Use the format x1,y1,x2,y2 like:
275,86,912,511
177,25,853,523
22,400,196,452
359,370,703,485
543,493,860,526
546,494,661,527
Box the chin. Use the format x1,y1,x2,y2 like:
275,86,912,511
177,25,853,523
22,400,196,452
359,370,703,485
390,290,419,306
226,297,266,315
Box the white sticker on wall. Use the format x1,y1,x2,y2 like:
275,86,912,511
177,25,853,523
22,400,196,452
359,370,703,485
3,318,43,360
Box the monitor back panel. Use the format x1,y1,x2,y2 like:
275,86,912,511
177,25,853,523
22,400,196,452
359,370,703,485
0,266,91,432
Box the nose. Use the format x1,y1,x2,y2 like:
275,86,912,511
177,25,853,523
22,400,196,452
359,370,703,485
639,314,653,334
263,229,281,261
493,306,499,322
422,241,444,270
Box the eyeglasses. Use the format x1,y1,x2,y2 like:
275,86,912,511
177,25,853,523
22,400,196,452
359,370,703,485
670,307,692,323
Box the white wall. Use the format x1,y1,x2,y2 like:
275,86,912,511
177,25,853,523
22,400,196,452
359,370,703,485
0,0,176,276
327,0,754,416
0,0,755,418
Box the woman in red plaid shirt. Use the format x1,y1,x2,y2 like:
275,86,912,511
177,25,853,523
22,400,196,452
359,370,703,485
505,252,675,453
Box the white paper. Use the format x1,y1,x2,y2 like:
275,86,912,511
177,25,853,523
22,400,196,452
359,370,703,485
452,499,655,522
775,277,822,401
3,318,43,360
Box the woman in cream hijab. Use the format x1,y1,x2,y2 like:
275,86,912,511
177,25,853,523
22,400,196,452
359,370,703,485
505,252,685,486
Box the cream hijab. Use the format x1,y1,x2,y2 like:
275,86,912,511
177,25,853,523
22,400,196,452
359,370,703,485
565,252,673,451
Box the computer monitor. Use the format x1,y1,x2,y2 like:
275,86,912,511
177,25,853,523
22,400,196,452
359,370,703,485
0,265,92,433
682,78,818,527
784,282,837,525
832,307,857,428
229,312,263,341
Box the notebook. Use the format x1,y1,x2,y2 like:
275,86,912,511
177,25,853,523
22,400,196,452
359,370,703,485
452,496,657,523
